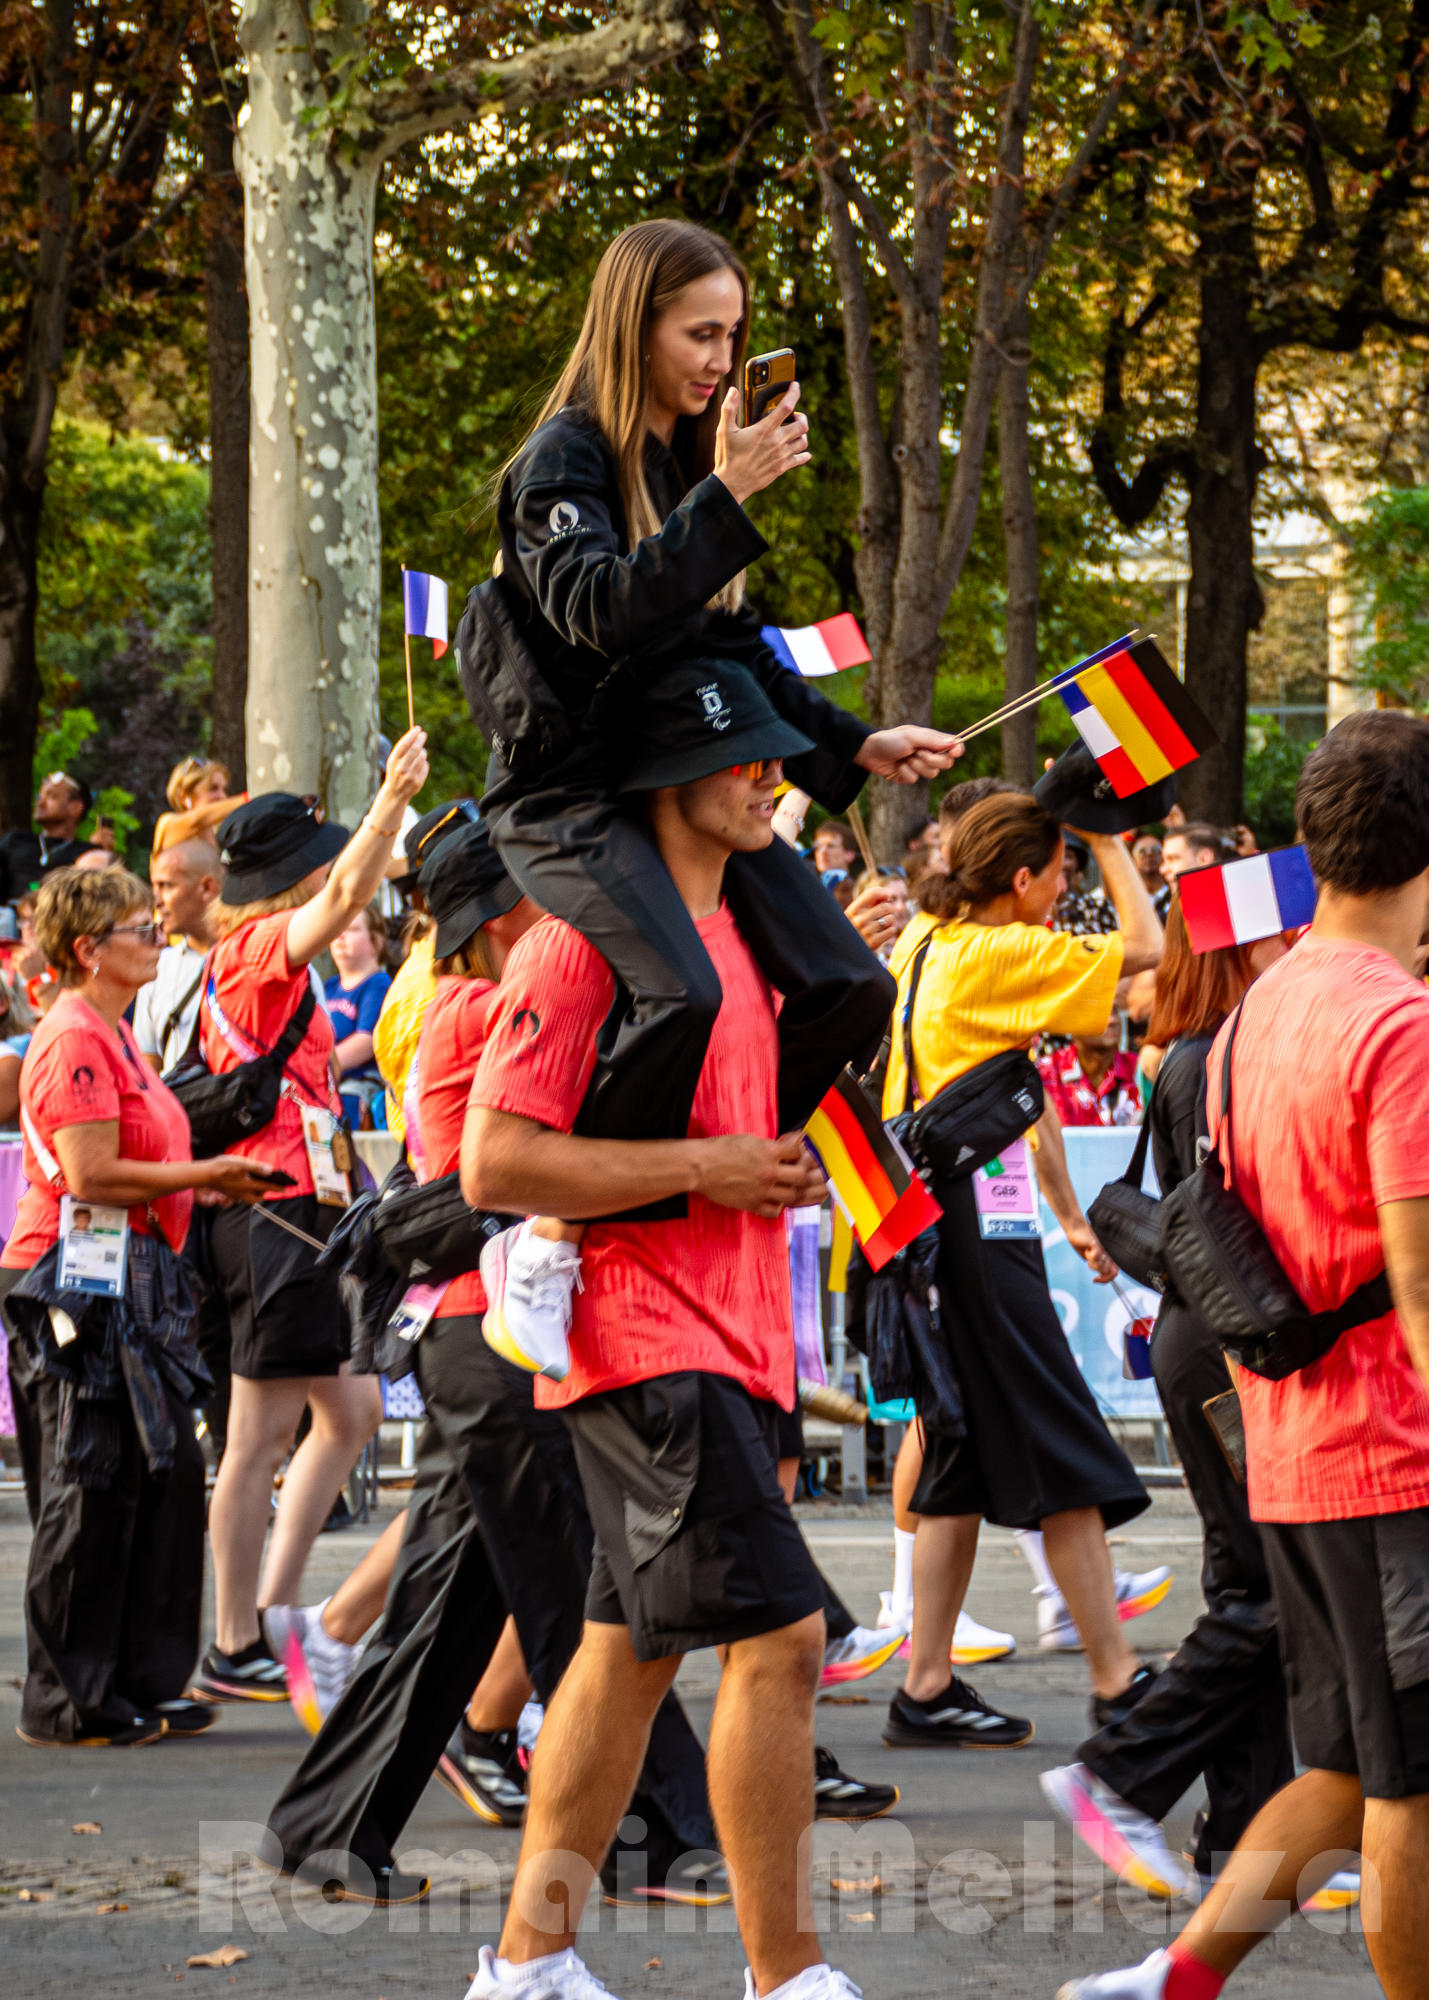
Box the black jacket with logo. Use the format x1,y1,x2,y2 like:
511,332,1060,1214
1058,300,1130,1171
492,407,871,809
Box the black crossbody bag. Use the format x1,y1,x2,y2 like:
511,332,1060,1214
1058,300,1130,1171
894,928,1044,1179
1088,1113,1168,1293
166,958,318,1159
1160,999,1392,1380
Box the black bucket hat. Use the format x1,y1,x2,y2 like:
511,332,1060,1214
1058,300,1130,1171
1034,741,1179,836
392,797,479,894
618,661,814,794
218,793,349,904
419,818,524,958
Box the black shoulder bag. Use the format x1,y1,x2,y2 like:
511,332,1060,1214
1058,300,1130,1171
1159,1000,1392,1380
895,929,1044,1180
454,574,573,775
1087,1115,1167,1293
166,961,317,1160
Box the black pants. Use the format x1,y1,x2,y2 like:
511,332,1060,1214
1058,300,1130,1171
267,1317,715,1875
2,1267,206,1740
184,1205,232,1462
1079,1300,1294,1874
488,773,893,1164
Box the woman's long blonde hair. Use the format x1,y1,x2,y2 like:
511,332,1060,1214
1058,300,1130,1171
510,221,750,611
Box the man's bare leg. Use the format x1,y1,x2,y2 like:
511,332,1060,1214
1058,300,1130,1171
706,1611,827,1995
321,1508,408,1644
902,1514,980,1699
468,1616,533,1732
1360,1791,1429,1998
497,1623,679,1965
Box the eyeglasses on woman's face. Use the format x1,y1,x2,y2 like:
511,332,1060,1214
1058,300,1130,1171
101,921,166,949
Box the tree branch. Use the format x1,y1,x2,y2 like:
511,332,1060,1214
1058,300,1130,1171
1087,294,1193,528
367,0,701,162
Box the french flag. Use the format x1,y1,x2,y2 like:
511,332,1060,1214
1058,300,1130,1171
402,569,449,659
762,613,871,677
1179,846,1318,954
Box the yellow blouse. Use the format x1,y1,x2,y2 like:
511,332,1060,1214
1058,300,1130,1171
882,908,1123,1117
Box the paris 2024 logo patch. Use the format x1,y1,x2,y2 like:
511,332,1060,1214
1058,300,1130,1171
698,682,732,732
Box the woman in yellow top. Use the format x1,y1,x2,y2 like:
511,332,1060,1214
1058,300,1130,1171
881,791,1166,1754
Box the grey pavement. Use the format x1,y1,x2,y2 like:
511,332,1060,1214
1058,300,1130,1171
0,1483,1382,1998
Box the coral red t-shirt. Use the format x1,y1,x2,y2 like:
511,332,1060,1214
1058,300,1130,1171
3,994,194,1267
411,976,497,1319
199,912,338,1198
470,906,796,1411
1205,933,1429,1523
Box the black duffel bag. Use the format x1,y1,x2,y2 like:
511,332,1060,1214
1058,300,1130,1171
454,573,573,776
1088,1113,1168,1293
894,924,1043,1178
845,1226,966,1437
166,963,316,1159
1160,998,1392,1380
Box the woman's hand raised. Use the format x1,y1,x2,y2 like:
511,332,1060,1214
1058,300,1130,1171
713,384,811,507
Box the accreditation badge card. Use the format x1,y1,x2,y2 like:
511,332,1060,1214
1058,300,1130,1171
387,1278,452,1346
299,1103,353,1208
972,1138,1040,1240
58,1193,131,1296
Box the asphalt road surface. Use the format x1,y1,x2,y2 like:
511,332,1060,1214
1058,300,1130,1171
0,1482,1383,1999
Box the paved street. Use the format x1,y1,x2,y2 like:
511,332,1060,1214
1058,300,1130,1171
0,1483,1382,1999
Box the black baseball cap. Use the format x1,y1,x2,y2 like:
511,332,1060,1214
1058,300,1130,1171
392,797,478,894
1035,741,1179,836
419,818,524,958
617,661,813,794
218,793,349,904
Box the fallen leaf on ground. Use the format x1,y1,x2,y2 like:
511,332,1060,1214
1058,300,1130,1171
96,1902,128,1915
644,1959,662,1970
72,1822,102,1835
17,1890,53,1902
846,1911,876,1923
817,1693,868,1705
187,1946,248,1969
831,1876,885,1894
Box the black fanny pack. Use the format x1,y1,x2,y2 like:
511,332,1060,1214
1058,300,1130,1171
454,573,574,775
166,963,316,1160
369,1167,515,1286
895,928,1043,1179
1087,1113,1168,1293
1160,999,1392,1380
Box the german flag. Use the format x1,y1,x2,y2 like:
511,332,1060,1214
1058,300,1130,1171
804,1068,942,1273
1053,634,1217,800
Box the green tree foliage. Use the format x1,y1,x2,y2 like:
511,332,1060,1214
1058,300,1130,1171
35,422,214,850
1347,486,1429,704
1243,717,1311,848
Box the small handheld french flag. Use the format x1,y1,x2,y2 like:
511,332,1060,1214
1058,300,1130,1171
762,613,871,677
1179,846,1318,954
402,569,449,659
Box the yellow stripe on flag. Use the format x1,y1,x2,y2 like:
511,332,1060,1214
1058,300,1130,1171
828,1205,853,1294
805,1107,886,1247
1078,664,1175,785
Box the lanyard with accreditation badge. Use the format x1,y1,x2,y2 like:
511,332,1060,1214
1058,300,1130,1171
205,970,354,1206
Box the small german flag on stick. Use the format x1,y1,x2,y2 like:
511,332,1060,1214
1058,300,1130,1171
805,1068,942,1273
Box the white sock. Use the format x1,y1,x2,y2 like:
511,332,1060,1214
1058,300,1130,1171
757,1965,831,2000
494,1950,568,1987
1015,1528,1059,1595
891,1527,916,1627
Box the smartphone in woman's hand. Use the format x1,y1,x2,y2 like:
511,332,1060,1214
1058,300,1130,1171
744,348,796,425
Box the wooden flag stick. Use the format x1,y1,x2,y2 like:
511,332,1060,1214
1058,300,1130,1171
845,797,879,878
400,565,415,732
957,676,1071,743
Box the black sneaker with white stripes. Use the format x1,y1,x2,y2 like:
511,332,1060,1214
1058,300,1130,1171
814,1744,901,1819
882,1676,1033,1749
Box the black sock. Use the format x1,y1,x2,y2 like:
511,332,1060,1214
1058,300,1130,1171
224,1637,274,1667
898,1679,959,1710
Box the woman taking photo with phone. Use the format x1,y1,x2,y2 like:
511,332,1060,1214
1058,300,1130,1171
0,866,279,1747
196,728,430,1704
463,217,961,1363
879,792,1165,1754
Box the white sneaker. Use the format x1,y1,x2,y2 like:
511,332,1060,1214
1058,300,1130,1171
517,1697,545,1758
741,1966,862,2000
953,1610,1017,1665
1040,1764,1189,1900
264,1600,359,1736
1055,1951,1169,2000
480,1221,581,1381
875,1588,910,1633
820,1624,905,1688
1037,1566,1175,1650
468,1944,613,2000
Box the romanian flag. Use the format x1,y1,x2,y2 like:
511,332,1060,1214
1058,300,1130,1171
1179,846,1317,954
762,613,871,677
805,1068,942,1273
1053,634,1217,799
